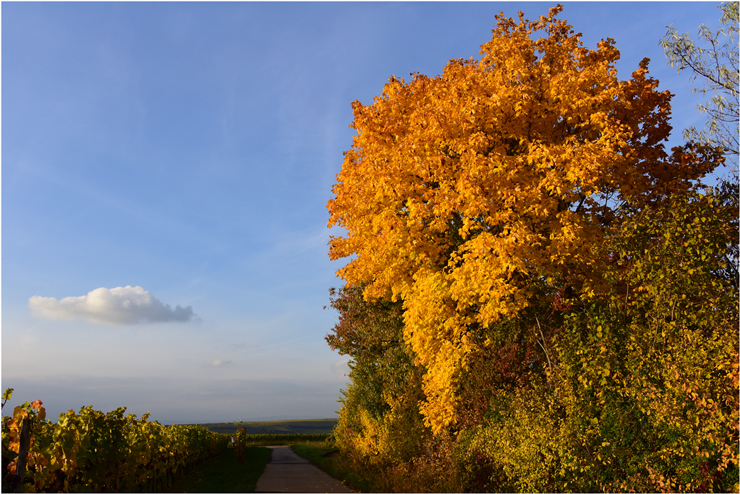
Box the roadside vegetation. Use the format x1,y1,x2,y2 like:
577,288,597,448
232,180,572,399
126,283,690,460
325,4,738,492
290,441,374,493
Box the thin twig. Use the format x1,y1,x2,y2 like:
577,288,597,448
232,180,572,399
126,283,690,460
535,314,553,372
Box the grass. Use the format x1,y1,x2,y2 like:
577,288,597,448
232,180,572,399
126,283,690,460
290,443,374,493
164,446,271,493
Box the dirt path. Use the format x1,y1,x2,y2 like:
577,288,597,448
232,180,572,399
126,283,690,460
254,446,352,493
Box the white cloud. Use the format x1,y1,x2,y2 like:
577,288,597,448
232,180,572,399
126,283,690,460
28,286,196,325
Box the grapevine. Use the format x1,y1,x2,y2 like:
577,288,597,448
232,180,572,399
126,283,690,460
1,389,229,493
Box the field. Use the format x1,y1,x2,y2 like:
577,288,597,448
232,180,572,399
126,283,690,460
191,418,338,435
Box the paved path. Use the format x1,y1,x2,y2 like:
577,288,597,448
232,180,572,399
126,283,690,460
255,446,352,493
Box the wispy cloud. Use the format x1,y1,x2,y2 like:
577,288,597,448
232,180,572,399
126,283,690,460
211,359,233,367
28,286,197,325
331,357,350,378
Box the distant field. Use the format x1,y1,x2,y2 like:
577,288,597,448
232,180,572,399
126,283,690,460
192,418,338,435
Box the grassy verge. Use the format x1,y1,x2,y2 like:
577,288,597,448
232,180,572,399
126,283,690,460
164,446,270,493
290,443,374,492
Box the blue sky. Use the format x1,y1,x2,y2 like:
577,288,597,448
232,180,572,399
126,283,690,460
2,2,726,424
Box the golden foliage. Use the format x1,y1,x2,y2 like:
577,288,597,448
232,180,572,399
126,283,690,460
327,6,720,433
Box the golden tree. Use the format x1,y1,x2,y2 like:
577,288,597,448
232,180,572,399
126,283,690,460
328,6,721,434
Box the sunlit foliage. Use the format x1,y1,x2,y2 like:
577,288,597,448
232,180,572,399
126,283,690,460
1,390,229,492
328,5,721,434
463,183,738,492
326,4,737,491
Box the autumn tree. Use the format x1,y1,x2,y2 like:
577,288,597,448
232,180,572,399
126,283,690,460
328,5,721,433
326,285,429,473
465,182,738,492
661,2,739,172
325,284,415,425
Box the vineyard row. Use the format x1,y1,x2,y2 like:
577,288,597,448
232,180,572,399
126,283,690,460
1,389,230,493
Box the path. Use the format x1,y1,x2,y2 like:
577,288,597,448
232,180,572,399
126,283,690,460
254,446,352,493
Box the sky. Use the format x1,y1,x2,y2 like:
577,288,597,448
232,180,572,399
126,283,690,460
2,1,728,425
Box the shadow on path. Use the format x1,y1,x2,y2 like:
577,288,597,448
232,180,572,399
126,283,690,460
255,446,352,493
